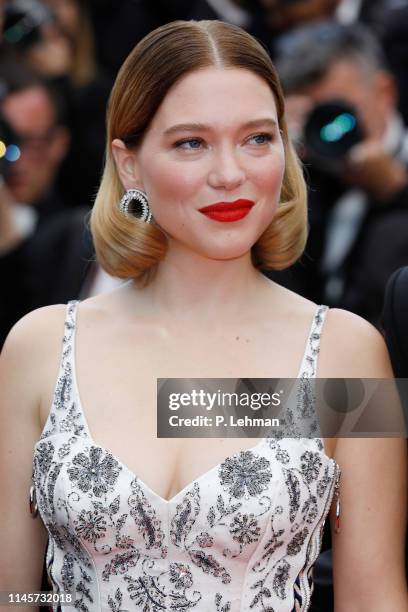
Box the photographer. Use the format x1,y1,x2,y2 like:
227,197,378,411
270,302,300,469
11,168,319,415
274,21,408,326
0,59,94,347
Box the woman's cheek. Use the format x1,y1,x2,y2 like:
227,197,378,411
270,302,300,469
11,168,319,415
248,157,285,195
147,160,205,202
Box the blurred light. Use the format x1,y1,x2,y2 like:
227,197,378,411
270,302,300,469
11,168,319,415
321,123,343,142
320,112,356,143
4,24,24,44
5,144,21,162
0,141,6,158
335,113,356,132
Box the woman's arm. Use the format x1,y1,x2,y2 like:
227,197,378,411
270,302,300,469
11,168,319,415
0,306,65,610
321,309,408,610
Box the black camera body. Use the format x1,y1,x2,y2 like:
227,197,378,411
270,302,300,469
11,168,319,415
303,100,364,172
3,0,52,51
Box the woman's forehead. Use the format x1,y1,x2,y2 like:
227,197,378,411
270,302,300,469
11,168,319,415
149,66,279,131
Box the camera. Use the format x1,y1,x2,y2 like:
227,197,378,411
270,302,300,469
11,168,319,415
303,100,364,172
3,0,52,51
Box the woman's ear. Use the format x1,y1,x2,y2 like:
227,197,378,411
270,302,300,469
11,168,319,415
111,138,144,191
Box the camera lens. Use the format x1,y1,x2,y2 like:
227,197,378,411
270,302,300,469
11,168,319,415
304,100,363,165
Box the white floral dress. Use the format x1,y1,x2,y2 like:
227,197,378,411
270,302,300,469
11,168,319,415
31,301,340,611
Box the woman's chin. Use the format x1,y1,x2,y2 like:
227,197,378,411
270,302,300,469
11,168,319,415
191,242,256,262
164,229,264,262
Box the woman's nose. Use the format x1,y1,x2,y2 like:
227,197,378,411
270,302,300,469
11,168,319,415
207,146,246,190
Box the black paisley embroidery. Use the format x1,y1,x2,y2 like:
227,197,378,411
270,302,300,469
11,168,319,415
189,549,231,584
108,587,127,612
61,553,75,591
250,577,274,609
207,494,242,529
128,479,166,552
60,404,85,437
47,521,66,550
39,412,57,440
170,482,200,546
102,550,140,582
75,565,93,611
283,469,301,523
53,361,72,410
251,506,285,577
126,579,164,610
287,527,309,557
59,524,93,568
47,462,63,511
316,465,331,497
215,592,232,611
58,441,72,459
301,495,319,524
297,377,316,420
273,559,290,600
35,440,54,474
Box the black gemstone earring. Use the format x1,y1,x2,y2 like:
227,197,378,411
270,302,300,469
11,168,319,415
118,188,152,223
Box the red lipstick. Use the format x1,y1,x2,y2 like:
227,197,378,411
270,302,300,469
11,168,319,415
198,199,255,222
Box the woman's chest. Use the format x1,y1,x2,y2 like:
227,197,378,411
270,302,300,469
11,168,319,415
38,321,313,505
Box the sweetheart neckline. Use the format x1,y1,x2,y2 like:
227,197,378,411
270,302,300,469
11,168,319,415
34,427,267,504
34,379,338,505
34,371,335,505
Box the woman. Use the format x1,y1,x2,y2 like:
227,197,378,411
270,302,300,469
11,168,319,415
0,20,406,611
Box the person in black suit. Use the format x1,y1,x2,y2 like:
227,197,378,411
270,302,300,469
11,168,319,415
382,265,408,584
0,60,95,347
270,21,408,327
383,266,408,378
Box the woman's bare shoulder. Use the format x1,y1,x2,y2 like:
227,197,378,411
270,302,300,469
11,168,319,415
2,304,68,357
1,305,71,399
0,305,71,437
319,307,392,378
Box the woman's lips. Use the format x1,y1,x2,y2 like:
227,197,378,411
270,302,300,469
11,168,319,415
198,199,255,222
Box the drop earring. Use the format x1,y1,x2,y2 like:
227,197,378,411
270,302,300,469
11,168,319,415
119,188,152,223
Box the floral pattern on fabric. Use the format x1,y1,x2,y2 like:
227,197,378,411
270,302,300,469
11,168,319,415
31,301,339,611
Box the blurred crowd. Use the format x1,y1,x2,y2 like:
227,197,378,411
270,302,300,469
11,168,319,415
1,1,408,609
1,0,408,346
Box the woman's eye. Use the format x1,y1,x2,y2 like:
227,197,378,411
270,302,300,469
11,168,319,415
174,138,203,150
247,133,273,145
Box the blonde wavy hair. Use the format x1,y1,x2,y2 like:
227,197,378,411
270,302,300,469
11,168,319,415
91,20,307,286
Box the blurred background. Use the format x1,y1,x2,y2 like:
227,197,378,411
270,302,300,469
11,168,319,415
1,1,407,608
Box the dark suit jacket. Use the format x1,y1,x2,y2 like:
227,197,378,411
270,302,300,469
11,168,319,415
383,266,408,378
0,206,94,348
382,266,408,582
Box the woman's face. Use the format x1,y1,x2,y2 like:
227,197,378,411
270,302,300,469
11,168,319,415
115,67,285,261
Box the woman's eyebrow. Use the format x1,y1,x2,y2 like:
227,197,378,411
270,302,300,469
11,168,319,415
163,117,278,136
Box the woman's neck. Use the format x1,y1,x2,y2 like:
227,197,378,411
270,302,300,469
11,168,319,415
125,247,274,327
